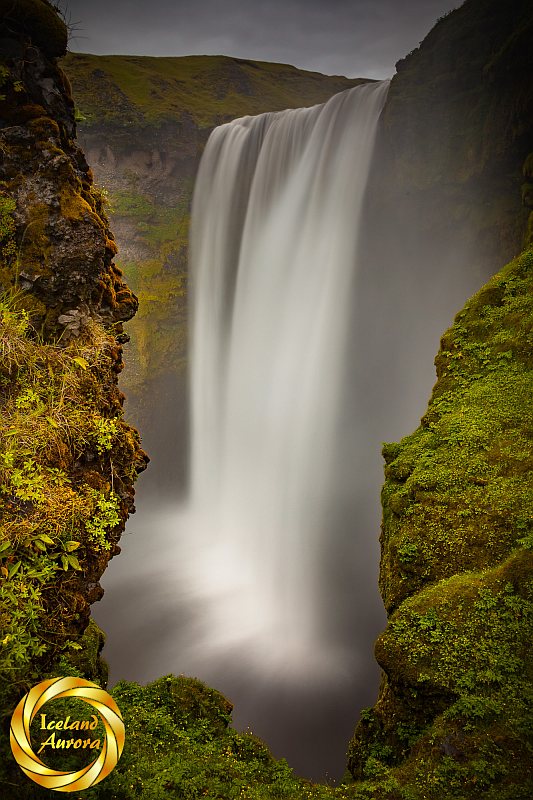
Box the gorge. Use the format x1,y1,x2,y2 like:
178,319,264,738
0,0,532,797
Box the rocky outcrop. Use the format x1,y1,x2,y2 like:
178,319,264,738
365,0,533,280
0,4,146,784
347,245,533,797
0,4,138,338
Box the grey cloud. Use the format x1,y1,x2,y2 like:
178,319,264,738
58,0,458,78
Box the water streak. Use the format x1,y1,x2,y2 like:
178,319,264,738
186,81,390,676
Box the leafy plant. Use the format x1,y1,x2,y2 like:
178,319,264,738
85,489,121,550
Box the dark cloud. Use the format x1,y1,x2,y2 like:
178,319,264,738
58,0,458,78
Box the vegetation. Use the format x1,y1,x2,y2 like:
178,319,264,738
63,54,365,129
0,293,140,714
87,675,351,800
348,248,533,798
0,11,145,794
380,249,533,610
111,189,189,410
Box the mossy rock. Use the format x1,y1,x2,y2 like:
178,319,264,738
0,0,67,58
348,248,533,797
380,247,533,613
63,618,109,687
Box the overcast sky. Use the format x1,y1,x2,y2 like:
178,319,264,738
58,0,459,79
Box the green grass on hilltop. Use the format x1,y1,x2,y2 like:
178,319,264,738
63,53,366,128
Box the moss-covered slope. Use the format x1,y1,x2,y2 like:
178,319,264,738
347,248,533,798
63,53,364,129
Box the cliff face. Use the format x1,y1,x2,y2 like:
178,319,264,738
0,5,138,335
347,247,533,798
0,0,146,771
365,0,533,278
346,1,533,795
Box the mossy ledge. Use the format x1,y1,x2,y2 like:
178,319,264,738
347,247,533,798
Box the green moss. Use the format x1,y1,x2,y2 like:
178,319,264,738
63,53,365,130
84,675,368,800
0,194,17,278
62,618,109,686
100,190,190,416
348,248,533,797
0,0,67,58
111,190,155,219
380,248,533,612
0,296,143,714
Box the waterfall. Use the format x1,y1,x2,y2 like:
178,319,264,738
185,80,390,677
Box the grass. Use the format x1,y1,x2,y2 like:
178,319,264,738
0,293,142,714
62,54,366,129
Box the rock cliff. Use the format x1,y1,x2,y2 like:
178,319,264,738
348,245,533,798
346,0,533,795
365,0,533,279
0,2,146,791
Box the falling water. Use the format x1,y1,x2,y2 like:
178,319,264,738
186,80,390,677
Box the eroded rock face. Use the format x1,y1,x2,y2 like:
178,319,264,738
0,3,137,338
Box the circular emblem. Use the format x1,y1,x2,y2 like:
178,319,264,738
10,677,125,792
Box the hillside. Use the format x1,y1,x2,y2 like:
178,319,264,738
63,53,364,129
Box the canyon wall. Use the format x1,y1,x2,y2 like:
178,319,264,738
0,2,146,792
347,0,533,796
